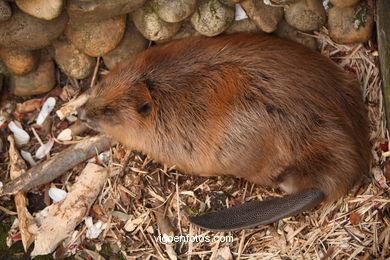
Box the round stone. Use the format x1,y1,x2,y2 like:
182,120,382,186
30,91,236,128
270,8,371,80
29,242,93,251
328,5,374,44
66,15,127,57
66,0,145,23
275,20,318,50
54,40,96,79
330,0,359,8
15,0,64,20
10,57,56,97
0,8,68,50
284,0,326,32
190,0,235,37
155,0,196,23
132,3,180,41
240,0,283,33
225,18,262,34
0,47,39,75
103,19,149,70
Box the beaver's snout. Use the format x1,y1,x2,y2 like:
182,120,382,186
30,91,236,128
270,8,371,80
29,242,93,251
77,107,87,122
77,107,98,129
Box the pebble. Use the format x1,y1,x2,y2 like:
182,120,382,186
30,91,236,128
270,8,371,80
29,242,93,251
190,0,235,37
284,0,326,32
66,0,145,23
225,18,261,34
329,0,359,8
0,8,68,50
9,57,55,97
0,47,39,75
53,40,96,79
132,2,180,41
328,5,373,44
275,19,318,50
0,0,11,21
155,0,196,23
163,20,200,42
15,0,64,20
103,19,149,70
66,15,127,57
240,0,283,33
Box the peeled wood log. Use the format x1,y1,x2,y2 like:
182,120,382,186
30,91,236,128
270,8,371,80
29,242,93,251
1,135,113,195
377,0,390,130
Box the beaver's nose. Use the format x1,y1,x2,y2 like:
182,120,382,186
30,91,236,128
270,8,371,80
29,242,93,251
77,107,87,122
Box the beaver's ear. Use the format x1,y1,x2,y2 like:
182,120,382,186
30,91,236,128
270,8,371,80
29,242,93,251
133,83,153,117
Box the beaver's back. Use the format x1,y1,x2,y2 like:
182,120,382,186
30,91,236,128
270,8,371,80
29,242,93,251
97,33,371,201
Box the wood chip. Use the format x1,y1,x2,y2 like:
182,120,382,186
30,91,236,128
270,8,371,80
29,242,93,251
31,163,108,256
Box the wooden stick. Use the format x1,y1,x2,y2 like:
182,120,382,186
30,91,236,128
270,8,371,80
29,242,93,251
8,135,35,251
56,92,90,120
1,135,113,196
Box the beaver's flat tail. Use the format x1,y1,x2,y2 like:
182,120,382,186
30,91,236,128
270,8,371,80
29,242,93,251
189,189,325,231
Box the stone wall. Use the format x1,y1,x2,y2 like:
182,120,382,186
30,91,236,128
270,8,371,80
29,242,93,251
0,0,373,97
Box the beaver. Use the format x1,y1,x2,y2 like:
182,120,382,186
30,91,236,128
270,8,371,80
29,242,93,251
78,33,371,231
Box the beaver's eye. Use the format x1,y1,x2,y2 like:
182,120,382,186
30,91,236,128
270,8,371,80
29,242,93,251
103,106,115,116
137,102,152,117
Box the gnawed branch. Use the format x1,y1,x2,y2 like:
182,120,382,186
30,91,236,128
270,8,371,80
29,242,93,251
1,135,113,196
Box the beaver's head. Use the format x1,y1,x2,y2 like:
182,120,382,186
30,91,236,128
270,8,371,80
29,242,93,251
78,74,154,134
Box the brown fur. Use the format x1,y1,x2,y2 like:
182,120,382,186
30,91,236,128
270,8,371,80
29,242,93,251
80,33,371,202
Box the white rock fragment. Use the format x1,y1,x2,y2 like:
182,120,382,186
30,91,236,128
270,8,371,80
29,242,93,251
66,115,78,122
353,19,361,29
235,4,248,21
48,187,67,203
8,121,30,145
35,137,54,159
88,150,111,164
0,181,3,188
57,128,72,141
35,139,53,159
323,0,330,10
85,217,105,239
21,150,37,166
36,97,56,125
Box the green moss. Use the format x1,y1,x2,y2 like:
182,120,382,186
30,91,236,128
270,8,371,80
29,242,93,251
196,0,221,21
150,1,159,13
140,1,159,25
209,1,217,16
209,0,221,20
